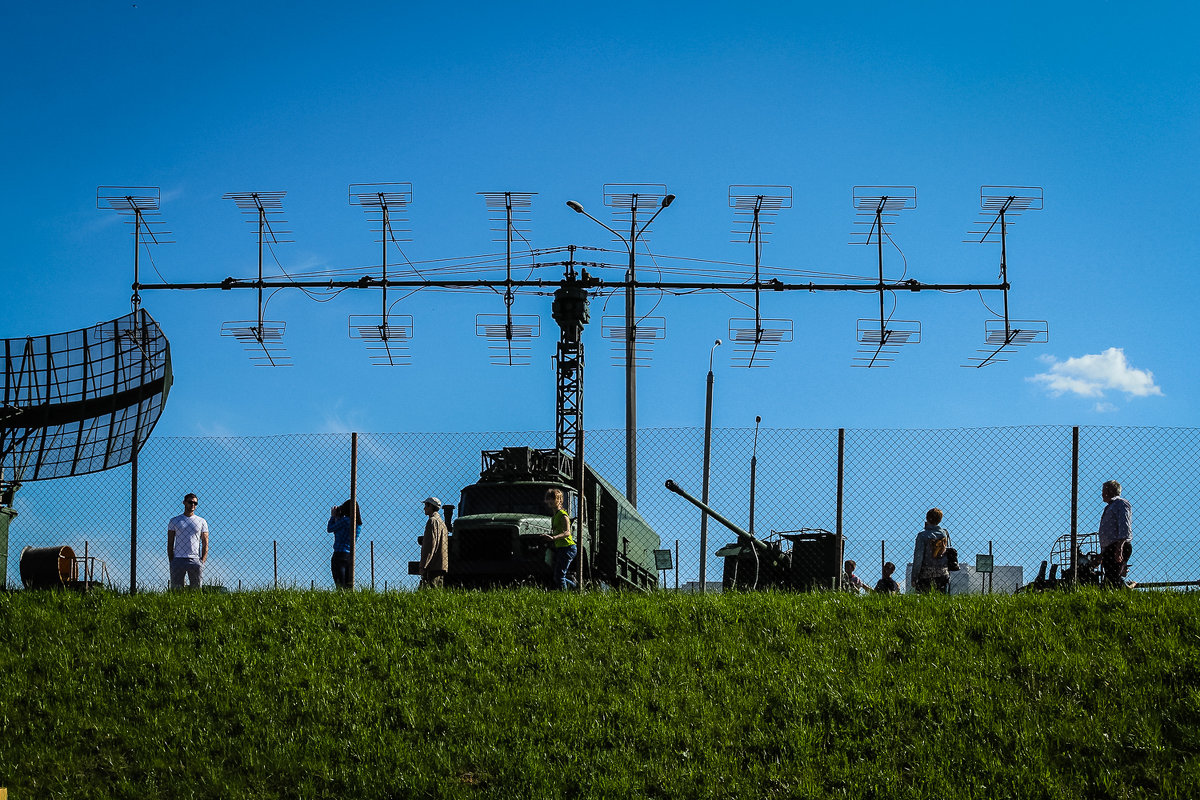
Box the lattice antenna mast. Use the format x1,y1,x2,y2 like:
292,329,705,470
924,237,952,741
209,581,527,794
97,187,173,311
850,187,921,368
476,192,540,366
963,186,1047,367
552,246,593,454
349,183,414,366
727,186,794,368
220,191,293,366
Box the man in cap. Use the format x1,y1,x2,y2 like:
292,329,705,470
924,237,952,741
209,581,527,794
419,496,449,589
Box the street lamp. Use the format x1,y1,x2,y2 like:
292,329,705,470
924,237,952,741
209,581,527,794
566,192,675,507
699,338,721,593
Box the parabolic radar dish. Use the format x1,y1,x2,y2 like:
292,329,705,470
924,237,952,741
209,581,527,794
0,309,171,481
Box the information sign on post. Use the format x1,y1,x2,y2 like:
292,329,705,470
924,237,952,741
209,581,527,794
653,549,674,571
975,554,994,574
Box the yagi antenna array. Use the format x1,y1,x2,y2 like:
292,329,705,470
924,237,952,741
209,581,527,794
349,314,414,366
348,182,414,366
475,191,541,366
727,185,794,368
219,191,293,366
121,182,1048,378
962,186,1048,367
97,186,173,310
596,183,673,368
113,180,1050,510
851,186,920,368
850,186,917,245
601,316,666,366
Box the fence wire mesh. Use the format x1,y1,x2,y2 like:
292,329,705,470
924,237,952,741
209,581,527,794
4,426,1196,593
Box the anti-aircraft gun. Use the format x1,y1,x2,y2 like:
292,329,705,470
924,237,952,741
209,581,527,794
438,446,661,590
665,479,843,591
1017,530,1105,592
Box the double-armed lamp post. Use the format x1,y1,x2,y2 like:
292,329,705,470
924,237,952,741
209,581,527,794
566,193,675,508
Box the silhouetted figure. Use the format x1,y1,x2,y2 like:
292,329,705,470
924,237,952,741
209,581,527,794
874,561,901,594
912,508,951,594
843,559,869,593
1098,480,1133,588
420,497,449,589
328,499,363,589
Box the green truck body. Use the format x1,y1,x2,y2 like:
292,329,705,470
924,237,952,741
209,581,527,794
445,447,660,590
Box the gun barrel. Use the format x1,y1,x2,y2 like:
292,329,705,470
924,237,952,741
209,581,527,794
664,479,770,554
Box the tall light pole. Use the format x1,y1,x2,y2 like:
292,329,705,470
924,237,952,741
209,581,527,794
699,338,721,593
566,192,675,507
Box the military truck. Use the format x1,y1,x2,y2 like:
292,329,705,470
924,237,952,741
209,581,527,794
441,446,660,590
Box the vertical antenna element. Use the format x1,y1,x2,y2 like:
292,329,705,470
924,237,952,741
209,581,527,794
220,191,293,366
348,183,414,366
850,186,920,368
97,186,173,311
727,185,794,368
962,186,1048,367
476,191,540,366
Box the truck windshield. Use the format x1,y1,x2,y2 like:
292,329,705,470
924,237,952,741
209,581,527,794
459,484,563,516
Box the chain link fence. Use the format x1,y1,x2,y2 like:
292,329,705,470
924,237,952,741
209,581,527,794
4,426,1196,593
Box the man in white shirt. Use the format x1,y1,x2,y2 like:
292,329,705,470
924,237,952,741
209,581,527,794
168,493,209,589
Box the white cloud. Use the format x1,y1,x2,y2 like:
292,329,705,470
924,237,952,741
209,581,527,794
1094,402,1118,413
1029,348,1163,400
320,399,368,434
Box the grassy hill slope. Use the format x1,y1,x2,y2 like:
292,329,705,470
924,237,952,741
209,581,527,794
2,589,1198,799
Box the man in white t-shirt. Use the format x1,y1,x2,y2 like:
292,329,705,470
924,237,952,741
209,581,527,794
168,492,209,589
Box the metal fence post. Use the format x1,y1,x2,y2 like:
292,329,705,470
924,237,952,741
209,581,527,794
130,441,138,595
349,432,358,590
1071,426,1079,584
675,538,679,591
837,428,845,590
273,540,277,589
988,540,994,594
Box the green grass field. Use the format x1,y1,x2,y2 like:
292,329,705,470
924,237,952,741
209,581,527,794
1,588,1198,799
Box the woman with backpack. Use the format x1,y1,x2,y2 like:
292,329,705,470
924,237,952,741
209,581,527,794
911,507,952,594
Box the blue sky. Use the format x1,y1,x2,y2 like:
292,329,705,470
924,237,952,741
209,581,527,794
4,1,1197,439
